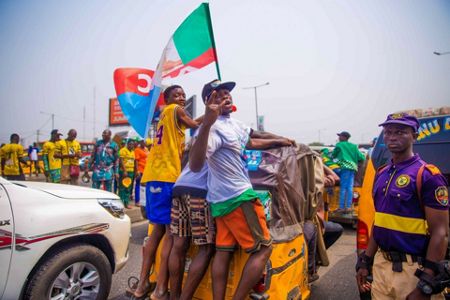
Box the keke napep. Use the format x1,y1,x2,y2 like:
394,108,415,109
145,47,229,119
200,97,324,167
149,144,328,299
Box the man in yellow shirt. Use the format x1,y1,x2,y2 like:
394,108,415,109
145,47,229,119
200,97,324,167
0,133,27,180
42,129,62,183
119,139,138,208
55,129,82,185
128,85,202,299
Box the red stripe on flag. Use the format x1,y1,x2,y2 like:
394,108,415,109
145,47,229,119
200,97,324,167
163,48,216,79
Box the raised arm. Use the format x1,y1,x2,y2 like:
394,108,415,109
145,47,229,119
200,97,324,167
176,107,202,129
250,130,295,145
246,138,292,150
189,91,222,172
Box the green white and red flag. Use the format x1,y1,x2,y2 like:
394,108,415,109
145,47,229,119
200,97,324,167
158,2,221,81
114,2,221,137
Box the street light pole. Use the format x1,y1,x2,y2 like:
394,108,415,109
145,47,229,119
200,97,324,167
254,87,259,129
243,82,270,130
40,111,55,130
433,51,450,56
318,128,326,143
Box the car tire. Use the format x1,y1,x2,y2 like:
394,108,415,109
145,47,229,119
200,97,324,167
24,243,112,300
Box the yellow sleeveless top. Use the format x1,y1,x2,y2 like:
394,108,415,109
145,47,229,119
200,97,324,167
141,103,186,183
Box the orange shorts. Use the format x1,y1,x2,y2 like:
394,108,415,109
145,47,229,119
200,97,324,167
215,199,272,253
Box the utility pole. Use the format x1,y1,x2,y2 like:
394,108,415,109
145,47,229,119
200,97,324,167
242,82,270,130
254,88,259,129
93,86,96,140
83,106,86,141
40,111,56,131
36,129,40,143
318,128,326,143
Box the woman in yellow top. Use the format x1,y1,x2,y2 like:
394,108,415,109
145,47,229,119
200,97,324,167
119,139,137,208
0,133,28,181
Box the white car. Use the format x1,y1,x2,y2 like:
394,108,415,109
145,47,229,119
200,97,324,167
0,177,131,300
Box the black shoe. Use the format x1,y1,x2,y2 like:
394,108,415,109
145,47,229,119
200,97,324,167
308,273,320,283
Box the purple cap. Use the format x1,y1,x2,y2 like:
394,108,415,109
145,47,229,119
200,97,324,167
378,113,420,132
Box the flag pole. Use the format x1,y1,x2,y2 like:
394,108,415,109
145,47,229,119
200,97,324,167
204,3,222,80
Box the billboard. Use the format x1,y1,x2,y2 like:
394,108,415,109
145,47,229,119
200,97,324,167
109,98,130,126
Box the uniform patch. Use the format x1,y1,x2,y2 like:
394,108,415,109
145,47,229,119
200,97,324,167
435,186,449,206
395,175,410,188
391,113,404,119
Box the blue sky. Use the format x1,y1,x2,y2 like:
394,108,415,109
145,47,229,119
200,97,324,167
1,0,449,145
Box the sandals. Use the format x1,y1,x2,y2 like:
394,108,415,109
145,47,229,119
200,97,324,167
126,276,151,300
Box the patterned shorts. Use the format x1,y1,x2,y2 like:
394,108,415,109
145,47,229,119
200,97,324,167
170,194,215,245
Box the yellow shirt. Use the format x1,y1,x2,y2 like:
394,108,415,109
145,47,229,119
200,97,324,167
142,103,186,183
56,139,81,166
0,143,24,175
119,147,135,172
43,141,61,171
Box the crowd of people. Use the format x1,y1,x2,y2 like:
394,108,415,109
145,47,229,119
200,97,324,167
1,79,448,300
125,80,344,300
0,128,152,208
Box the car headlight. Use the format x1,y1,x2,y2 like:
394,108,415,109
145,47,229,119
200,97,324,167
98,199,125,219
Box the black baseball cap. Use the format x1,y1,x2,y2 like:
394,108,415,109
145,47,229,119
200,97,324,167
51,129,62,136
201,79,236,103
337,131,351,138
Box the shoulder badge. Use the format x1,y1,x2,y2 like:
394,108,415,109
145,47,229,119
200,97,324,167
425,164,441,176
435,186,449,206
395,174,410,188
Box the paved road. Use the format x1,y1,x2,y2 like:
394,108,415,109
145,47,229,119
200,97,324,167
108,222,360,300
311,225,360,300
22,175,361,299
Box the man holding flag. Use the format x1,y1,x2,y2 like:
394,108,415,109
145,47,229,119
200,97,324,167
130,85,202,299
117,3,222,299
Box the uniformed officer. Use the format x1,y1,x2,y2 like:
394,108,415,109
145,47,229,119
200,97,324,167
356,113,449,300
